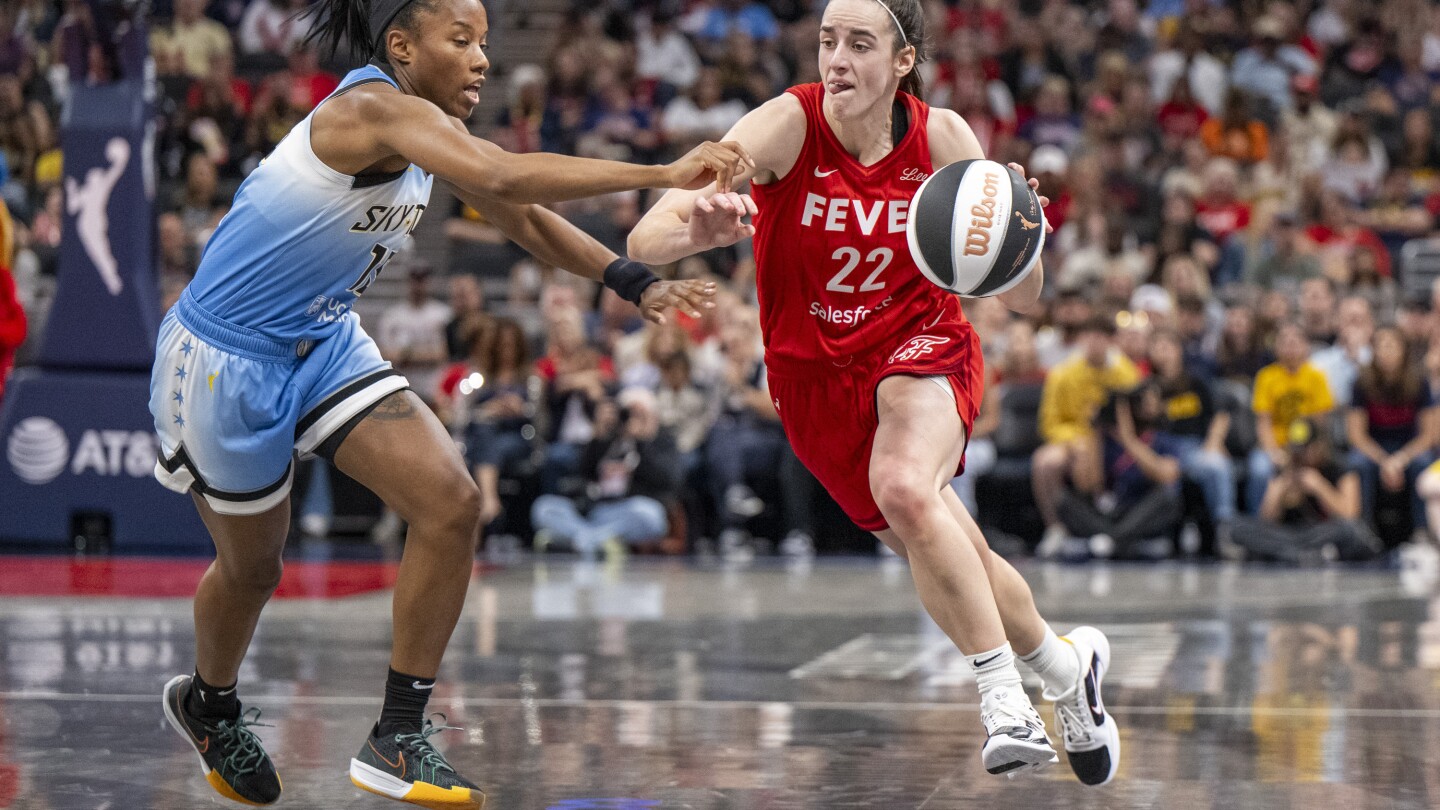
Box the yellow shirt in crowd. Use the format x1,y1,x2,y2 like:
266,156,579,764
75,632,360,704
1039,352,1142,444
151,19,232,79
1252,361,1333,447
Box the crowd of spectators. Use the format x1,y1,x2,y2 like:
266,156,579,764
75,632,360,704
9,0,1440,564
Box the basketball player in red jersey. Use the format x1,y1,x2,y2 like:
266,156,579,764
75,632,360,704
630,0,1120,784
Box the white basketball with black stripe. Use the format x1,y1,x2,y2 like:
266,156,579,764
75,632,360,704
905,159,1046,298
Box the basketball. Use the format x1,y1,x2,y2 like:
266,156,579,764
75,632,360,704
906,159,1047,298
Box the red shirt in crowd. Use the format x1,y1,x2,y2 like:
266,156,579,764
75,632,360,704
1157,100,1207,140
1195,199,1251,241
1305,224,1393,277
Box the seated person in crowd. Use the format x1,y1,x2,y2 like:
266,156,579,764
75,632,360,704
443,319,534,528
1346,327,1436,527
531,388,680,556
1034,314,1143,557
1056,383,1184,559
1150,329,1234,527
1248,323,1334,512
702,306,813,556
1231,420,1382,563
536,309,616,494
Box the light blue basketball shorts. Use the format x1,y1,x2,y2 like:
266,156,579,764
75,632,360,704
148,290,409,515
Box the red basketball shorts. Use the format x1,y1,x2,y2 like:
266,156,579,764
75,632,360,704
767,318,984,532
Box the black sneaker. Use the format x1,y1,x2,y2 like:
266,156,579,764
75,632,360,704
162,674,282,805
349,716,485,809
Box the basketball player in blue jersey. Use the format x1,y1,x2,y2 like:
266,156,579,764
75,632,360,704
152,0,750,806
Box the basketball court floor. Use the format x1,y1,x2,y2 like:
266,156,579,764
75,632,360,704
1,552,1437,809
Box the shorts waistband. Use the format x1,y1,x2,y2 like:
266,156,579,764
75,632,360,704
176,289,312,361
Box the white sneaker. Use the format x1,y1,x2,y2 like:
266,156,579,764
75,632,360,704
1046,626,1121,786
1036,524,1068,559
979,686,1058,776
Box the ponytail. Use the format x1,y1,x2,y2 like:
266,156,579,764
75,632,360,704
304,0,376,60
877,0,929,100
305,0,437,62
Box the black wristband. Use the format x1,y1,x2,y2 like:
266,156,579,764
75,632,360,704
603,258,661,306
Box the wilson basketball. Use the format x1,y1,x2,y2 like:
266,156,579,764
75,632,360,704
905,159,1046,298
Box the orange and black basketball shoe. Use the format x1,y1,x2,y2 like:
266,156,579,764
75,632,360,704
349,716,485,809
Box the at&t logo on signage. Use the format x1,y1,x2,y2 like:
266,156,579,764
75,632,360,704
7,417,157,485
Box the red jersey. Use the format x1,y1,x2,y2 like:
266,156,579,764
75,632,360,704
751,83,967,377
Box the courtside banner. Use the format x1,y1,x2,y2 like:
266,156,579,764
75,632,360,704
0,368,208,549
39,78,158,371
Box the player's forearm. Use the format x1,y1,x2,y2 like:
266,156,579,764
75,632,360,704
628,210,701,265
464,193,616,280
454,152,671,206
997,260,1043,314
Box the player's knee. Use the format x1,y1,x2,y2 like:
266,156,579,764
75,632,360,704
220,557,284,595
413,475,483,550
1032,443,1065,472
870,468,936,530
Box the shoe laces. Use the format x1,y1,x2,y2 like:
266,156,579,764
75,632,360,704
1053,684,1094,747
983,688,1044,736
394,715,462,778
214,708,272,778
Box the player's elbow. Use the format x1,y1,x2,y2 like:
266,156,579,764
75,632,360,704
627,223,661,264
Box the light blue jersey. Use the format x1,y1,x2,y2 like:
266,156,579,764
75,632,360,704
186,64,434,343
150,64,430,514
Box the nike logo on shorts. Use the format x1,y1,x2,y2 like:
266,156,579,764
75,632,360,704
814,168,838,177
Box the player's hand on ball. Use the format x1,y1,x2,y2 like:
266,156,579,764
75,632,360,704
639,278,719,325
668,141,756,192
1007,162,1054,234
689,192,757,250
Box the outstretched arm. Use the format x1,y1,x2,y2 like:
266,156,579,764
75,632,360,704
322,87,752,206
455,187,715,324
628,94,806,265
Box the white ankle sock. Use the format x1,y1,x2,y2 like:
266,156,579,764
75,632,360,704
965,643,1023,695
1018,626,1081,695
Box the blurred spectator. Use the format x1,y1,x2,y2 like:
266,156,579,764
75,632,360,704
1216,303,1271,383
1395,107,1440,174
691,0,780,49
661,68,747,154
1151,328,1234,526
617,320,689,390
536,308,615,494
1055,382,1183,560
1281,74,1337,175
1346,327,1436,526
450,318,534,528
1033,315,1142,557
1230,419,1381,563
247,45,338,153
151,0,233,79
1155,70,1208,142
175,152,225,241
1362,169,1433,263
444,273,487,362
1321,124,1388,204
654,349,713,463
1018,75,1081,153
1199,90,1270,164
531,388,680,556
490,64,545,154
1247,323,1335,513
1035,288,1093,368
637,7,701,92
1306,193,1391,280
577,76,660,163
156,211,199,284
1248,211,1321,290
1149,21,1227,115
1297,277,1340,346
378,265,452,406
1229,15,1316,118
238,0,307,57
1311,296,1375,407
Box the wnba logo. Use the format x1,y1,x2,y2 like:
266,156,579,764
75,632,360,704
962,173,1002,257
889,335,951,365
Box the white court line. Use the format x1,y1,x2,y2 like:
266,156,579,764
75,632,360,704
3,690,1440,719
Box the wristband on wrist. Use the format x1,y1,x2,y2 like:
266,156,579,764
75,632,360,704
604,258,661,306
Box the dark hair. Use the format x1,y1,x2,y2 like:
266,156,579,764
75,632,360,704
1079,312,1117,337
305,0,442,62
876,0,929,100
1358,326,1420,406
